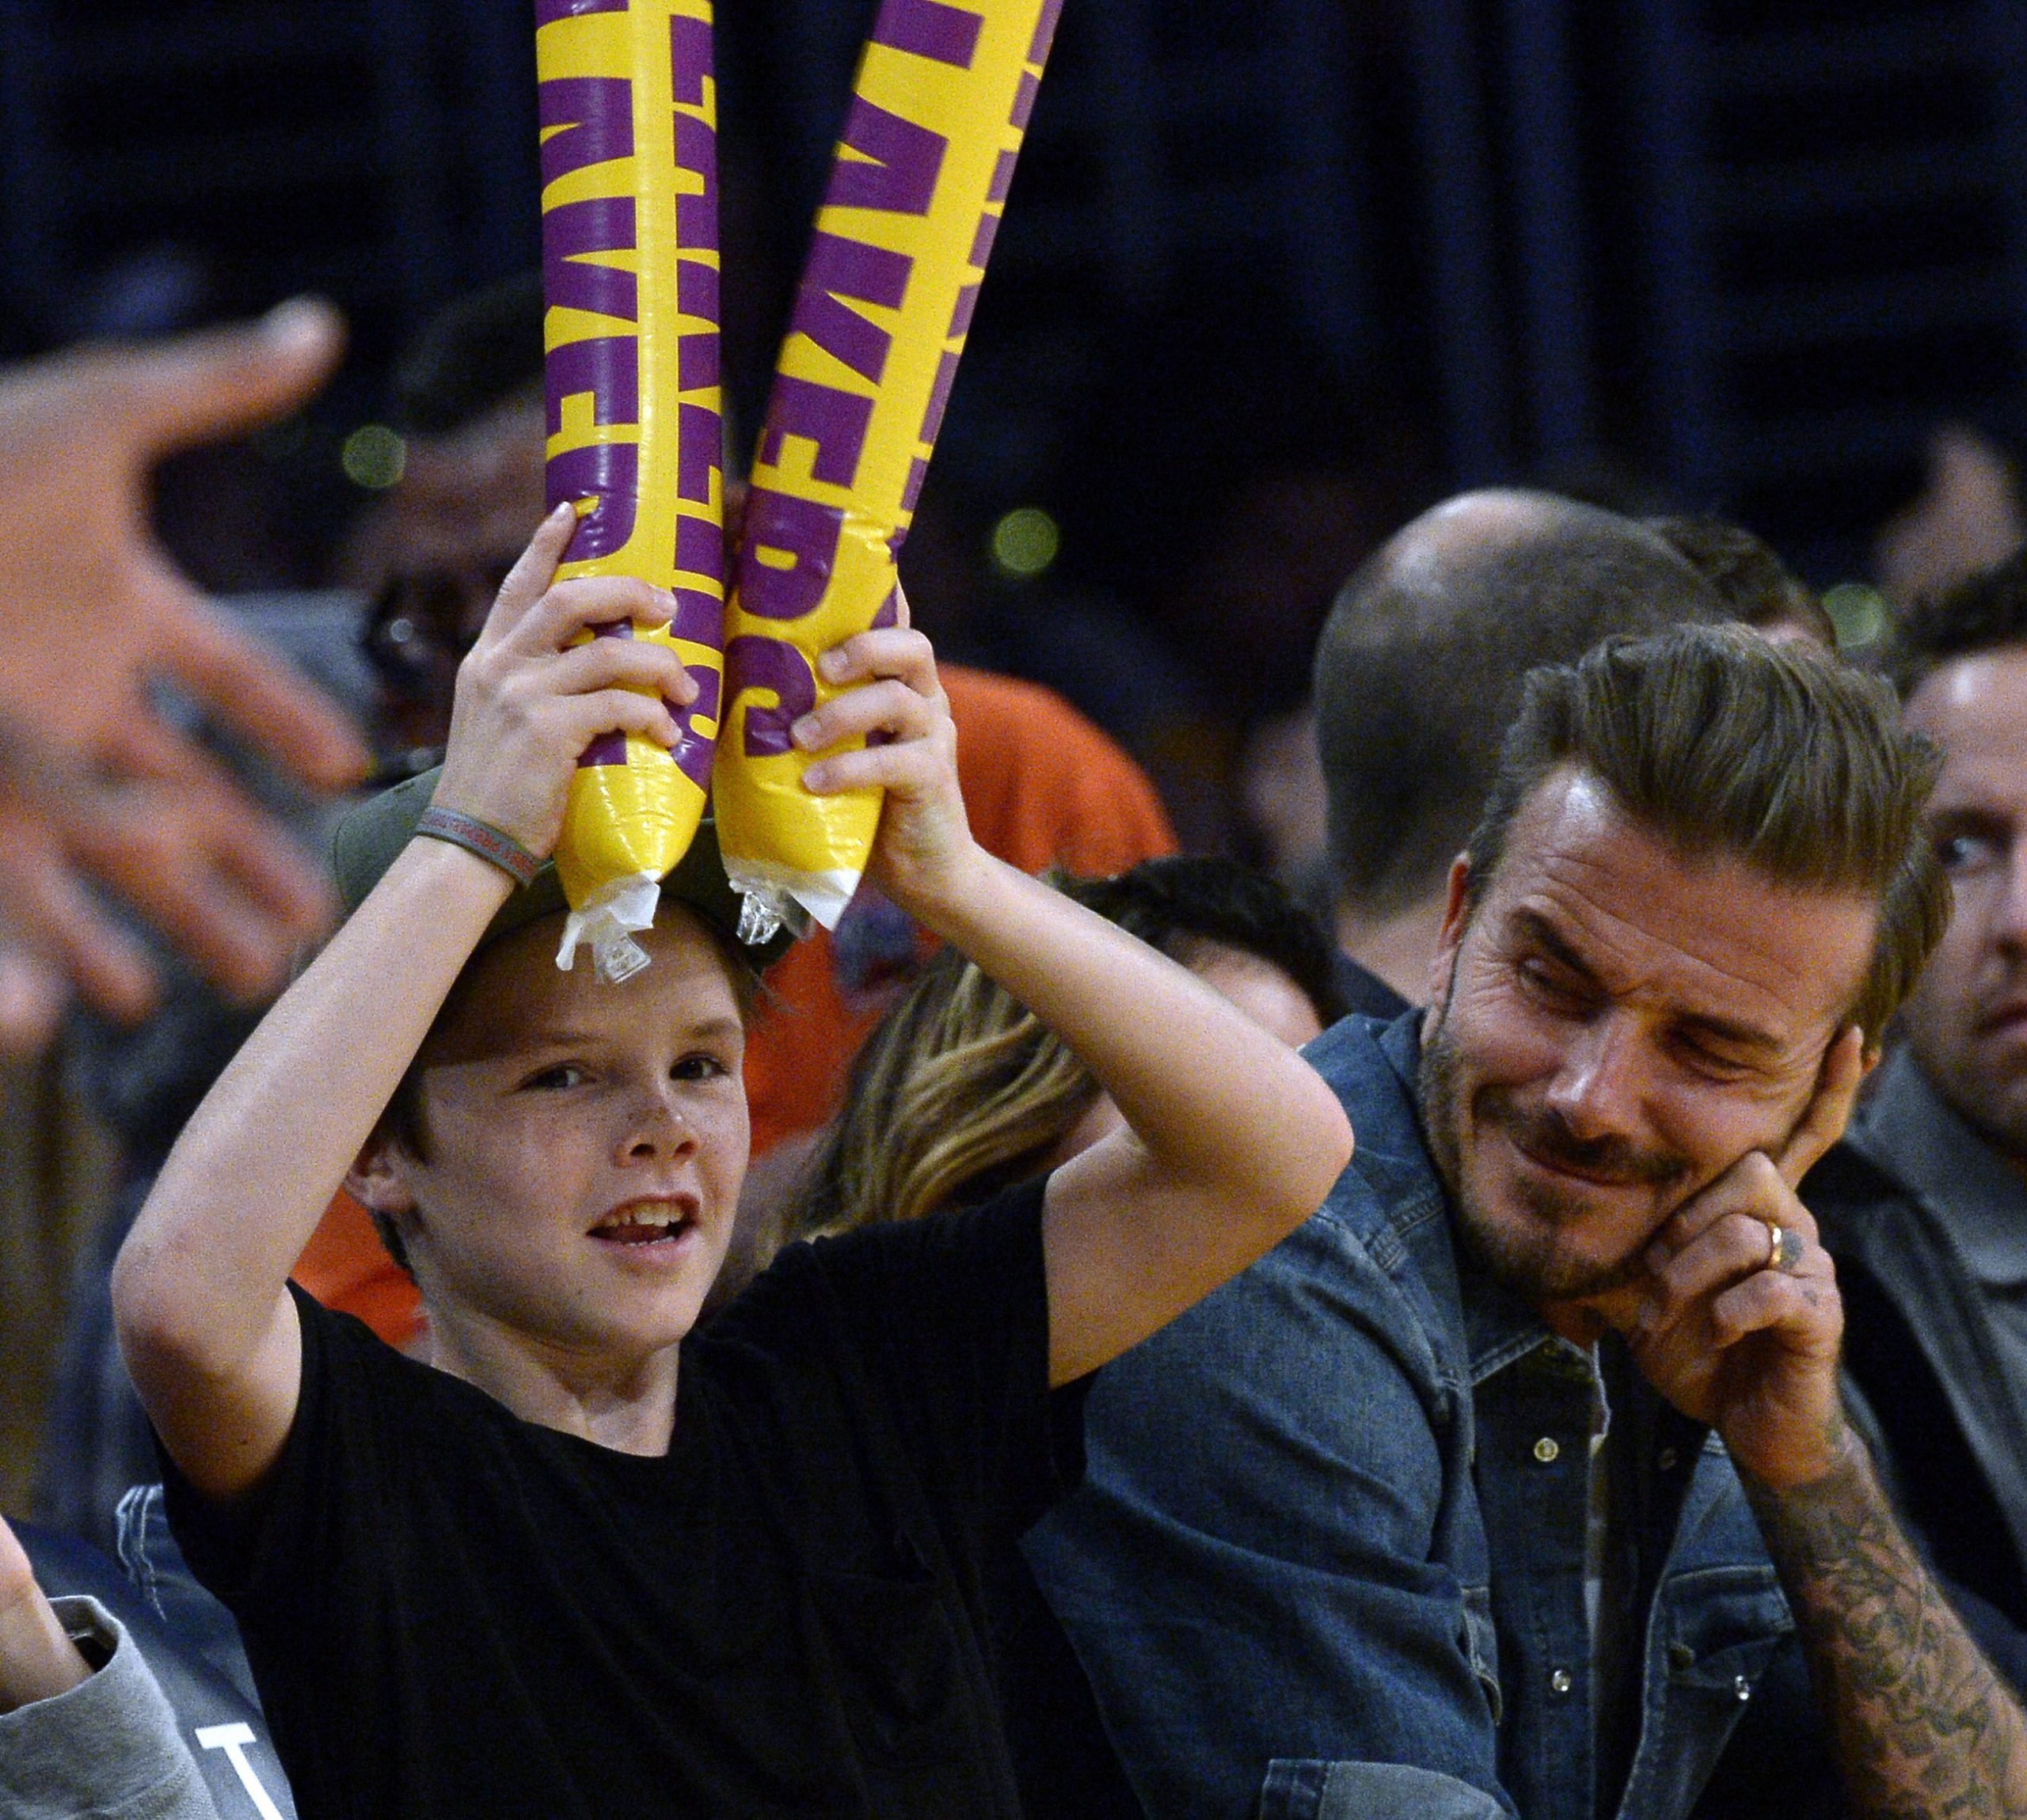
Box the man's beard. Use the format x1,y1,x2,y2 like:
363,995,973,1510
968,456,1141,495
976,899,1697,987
1417,997,1694,1302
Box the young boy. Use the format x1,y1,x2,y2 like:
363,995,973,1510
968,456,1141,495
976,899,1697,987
112,504,1353,1817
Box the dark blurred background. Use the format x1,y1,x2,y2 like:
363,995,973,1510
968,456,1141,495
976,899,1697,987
4,0,2027,833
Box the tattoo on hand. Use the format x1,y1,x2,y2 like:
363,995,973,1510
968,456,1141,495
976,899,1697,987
1744,1434,2027,1818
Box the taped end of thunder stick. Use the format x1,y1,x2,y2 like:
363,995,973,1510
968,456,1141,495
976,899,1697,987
722,862,840,941
556,872,664,985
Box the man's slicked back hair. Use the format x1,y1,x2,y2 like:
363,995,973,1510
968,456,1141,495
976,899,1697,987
1467,623,1949,1044
1314,492,1728,919
1888,546,2027,698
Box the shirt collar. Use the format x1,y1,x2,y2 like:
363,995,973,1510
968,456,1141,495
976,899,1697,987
1850,1045,2027,1284
1461,1260,1563,1385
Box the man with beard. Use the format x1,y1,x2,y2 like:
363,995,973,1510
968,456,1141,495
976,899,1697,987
1806,554,2027,1692
1024,624,2024,1820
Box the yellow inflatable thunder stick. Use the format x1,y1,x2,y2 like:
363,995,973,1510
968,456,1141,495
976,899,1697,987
537,0,724,980
715,0,1064,933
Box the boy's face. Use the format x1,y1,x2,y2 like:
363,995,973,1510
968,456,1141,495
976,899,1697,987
371,906,751,1367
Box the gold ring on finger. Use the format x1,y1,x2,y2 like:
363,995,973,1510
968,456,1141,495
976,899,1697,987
1766,1223,1806,1275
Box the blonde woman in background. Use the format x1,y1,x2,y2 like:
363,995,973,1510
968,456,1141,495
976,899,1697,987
791,855,1346,1237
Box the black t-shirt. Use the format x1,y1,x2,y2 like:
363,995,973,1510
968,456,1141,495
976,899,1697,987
162,1181,1079,1820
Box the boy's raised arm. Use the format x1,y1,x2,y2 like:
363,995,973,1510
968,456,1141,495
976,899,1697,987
794,617,1356,1388
112,508,696,1500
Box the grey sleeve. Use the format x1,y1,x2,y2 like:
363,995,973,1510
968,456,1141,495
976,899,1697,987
0,1596,222,1820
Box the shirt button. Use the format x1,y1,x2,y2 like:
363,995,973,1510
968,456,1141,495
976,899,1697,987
1550,1669,1573,1696
1735,1675,1752,1702
1656,1446,1679,1472
1533,1436,1561,1464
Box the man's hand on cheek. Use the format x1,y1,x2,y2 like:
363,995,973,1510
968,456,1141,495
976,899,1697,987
1595,1026,1868,1492
1618,1157,1845,1487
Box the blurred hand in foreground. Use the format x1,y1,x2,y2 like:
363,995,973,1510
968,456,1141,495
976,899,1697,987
0,302,371,1045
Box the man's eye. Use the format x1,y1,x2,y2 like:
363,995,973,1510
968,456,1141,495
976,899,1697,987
1519,959,1586,1005
1936,831,2001,873
1675,1041,1751,1084
671,1054,729,1083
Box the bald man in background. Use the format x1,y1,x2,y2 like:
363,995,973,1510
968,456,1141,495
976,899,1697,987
1312,492,1733,1003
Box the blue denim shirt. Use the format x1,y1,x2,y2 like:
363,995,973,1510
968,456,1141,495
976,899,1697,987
1025,1013,1827,1820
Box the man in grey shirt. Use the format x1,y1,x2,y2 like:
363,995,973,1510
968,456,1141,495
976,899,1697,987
1808,553,2027,1687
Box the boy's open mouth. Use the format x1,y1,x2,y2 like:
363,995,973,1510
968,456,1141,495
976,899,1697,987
588,1199,695,1248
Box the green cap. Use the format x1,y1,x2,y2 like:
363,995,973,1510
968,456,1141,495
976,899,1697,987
330,768,794,969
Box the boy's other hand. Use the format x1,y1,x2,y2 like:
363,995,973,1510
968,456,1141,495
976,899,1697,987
432,505,698,860
792,588,980,918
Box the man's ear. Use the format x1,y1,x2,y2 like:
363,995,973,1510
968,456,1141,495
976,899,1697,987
1425,852,1474,1006
346,1127,417,1218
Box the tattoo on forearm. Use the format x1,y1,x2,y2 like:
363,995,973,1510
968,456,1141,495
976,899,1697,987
1744,1434,2027,1819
